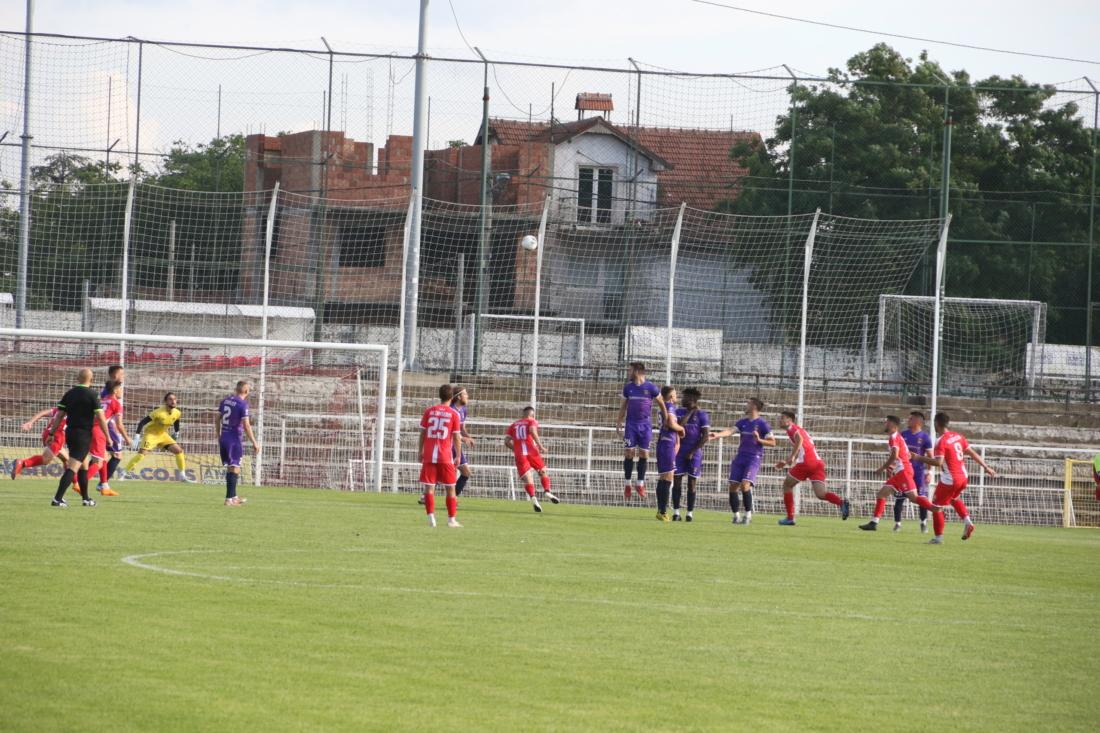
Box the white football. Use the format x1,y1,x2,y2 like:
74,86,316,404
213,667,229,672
521,234,538,251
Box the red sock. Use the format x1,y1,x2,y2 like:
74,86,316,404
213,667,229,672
1095,486,1100,501
873,498,886,519
99,461,109,483
445,495,457,519
913,495,937,512
525,484,535,498
933,511,946,536
951,498,969,520
783,491,795,520
823,491,843,506
23,454,44,468
540,474,551,491
424,492,435,514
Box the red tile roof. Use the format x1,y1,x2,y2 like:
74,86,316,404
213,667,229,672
575,92,614,112
481,117,758,209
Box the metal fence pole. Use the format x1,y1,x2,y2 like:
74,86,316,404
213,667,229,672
1085,80,1098,400
119,178,136,362
929,215,953,427
15,0,34,331
255,182,280,488
666,203,686,385
796,209,820,424
530,195,551,408
474,48,491,374
392,196,415,491
133,40,143,172
404,0,430,368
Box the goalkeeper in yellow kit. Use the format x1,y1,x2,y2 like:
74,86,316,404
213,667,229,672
119,392,197,483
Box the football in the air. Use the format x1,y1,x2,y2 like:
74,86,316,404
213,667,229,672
521,234,538,251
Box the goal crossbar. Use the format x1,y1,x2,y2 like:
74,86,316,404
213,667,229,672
0,327,389,492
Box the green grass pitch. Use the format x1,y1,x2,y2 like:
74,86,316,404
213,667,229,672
2,480,1099,732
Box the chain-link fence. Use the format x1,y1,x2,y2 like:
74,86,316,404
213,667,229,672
1,31,1097,409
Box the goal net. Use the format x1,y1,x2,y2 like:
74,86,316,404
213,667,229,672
878,295,1046,399
0,328,388,492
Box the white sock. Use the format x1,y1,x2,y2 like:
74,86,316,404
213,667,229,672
745,511,752,520
964,517,974,526
871,517,880,524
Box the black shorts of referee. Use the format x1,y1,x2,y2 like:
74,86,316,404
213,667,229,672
66,428,93,462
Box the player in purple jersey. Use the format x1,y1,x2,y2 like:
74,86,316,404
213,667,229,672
895,411,933,532
95,364,126,494
616,362,669,500
711,398,775,525
213,380,260,506
451,387,475,495
654,386,684,521
671,387,709,522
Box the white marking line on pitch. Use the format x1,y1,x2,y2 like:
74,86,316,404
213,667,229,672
120,549,1003,627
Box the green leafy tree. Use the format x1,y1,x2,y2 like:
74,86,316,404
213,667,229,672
724,44,1096,344
144,134,246,192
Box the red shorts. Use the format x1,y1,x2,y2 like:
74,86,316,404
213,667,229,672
886,472,916,493
89,429,107,462
515,452,546,477
43,430,65,456
789,460,826,483
933,479,968,506
419,462,457,487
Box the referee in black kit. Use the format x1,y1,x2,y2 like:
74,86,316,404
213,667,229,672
45,368,113,507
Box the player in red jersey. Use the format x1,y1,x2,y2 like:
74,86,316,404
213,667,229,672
505,406,560,513
859,415,939,531
419,384,464,528
913,412,997,544
9,407,71,479
773,411,850,524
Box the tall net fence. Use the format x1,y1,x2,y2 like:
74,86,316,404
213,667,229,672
2,29,1098,519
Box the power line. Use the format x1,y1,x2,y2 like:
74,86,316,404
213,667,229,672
446,0,478,57
689,0,1100,67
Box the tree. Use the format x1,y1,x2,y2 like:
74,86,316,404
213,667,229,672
724,44,1097,344
144,134,246,192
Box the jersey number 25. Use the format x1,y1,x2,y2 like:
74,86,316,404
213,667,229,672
426,416,450,440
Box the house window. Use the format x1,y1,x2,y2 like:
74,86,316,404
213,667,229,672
335,216,387,268
577,166,613,224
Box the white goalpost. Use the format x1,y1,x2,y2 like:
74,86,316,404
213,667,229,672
877,294,1047,397
0,328,388,492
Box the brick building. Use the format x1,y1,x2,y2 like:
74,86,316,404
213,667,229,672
240,116,757,321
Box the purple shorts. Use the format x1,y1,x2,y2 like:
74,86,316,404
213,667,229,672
675,448,703,478
623,421,652,451
656,437,678,474
458,451,468,467
219,434,243,468
729,453,762,485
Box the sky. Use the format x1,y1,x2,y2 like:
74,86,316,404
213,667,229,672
1,0,1098,175
3,0,1096,84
